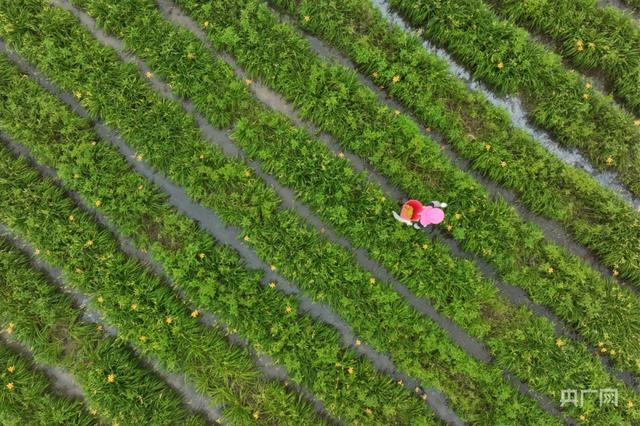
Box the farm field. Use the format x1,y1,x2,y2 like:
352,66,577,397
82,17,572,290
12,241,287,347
0,0,638,425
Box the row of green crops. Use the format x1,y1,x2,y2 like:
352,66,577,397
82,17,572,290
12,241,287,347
0,2,548,423
0,239,205,426
0,55,437,426
386,0,640,198
486,0,640,115
267,0,640,294
0,342,93,426
54,0,640,423
161,0,640,375
0,152,323,425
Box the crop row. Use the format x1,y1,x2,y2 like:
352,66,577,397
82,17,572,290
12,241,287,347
55,0,640,421
0,239,205,426
486,0,640,114
268,0,640,292
0,341,92,425
0,145,322,425
0,1,553,423
0,52,438,425
386,0,640,198
166,0,640,375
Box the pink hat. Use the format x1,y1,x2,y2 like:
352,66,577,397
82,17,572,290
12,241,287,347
419,206,445,226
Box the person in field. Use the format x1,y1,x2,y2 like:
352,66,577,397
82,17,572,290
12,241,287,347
393,198,446,231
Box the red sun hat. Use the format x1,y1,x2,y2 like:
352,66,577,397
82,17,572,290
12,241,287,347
400,199,424,221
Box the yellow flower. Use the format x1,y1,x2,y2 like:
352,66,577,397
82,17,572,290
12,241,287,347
90,409,98,416
555,338,565,347
484,144,491,151
446,224,453,232
347,367,354,374
130,304,138,311
335,362,342,368
268,282,276,289
244,79,253,85
191,310,200,318
285,306,293,313
303,15,310,22
34,248,41,256
85,240,94,247
597,341,604,347
355,339,361,346
186,52,195,60
392,75,401,83
588,42,595,49
107,374,115,383
138,184,144,190
135,153,143,161
576,39,584,49
75,267,83,274
496,62,504,70
95,199,102,207
583,93,589,100
243,235,250,241
634,119,640,127
68,214,75,221
500,161,507,168
579,415,586,422
7,366,15,374
203,21,209,28
397,379,403,386
338,152,345,158
365,408,373,415
96,324,103,332
372,71,379,78
600,347,607,353
198,253,206,259
74,91,82,99
422,243,429,250
628,400,634,408
585,82,592,89
6,383,14,391
97,296,104,303
606,156,614,166
613,269,619,277
199,154,205,160
165,316,173,324
548,267,555,274
253,412,260,420
610,349,616,356
421,394,428,400
425,127,432,133
369,277,376,285
454,213,462,220
138,335,148,342
270,265,277,271
145,71,153,79
113,422,120,426
394,109,401,116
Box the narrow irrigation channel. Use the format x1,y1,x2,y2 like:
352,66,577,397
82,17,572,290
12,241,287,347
0,24,460,425
370,0,640,212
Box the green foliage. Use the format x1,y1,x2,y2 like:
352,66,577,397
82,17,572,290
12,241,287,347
0,240,206,426
487,0,640,114
384,0,640,198
0,344,93,425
